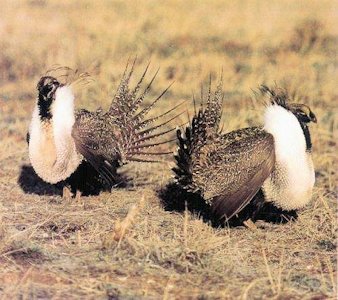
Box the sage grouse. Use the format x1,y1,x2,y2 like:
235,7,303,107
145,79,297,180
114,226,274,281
173,81,316,224
27,63,180,194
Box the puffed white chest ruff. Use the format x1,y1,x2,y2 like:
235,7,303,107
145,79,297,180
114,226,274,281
262,105,315,210
28,86,83,184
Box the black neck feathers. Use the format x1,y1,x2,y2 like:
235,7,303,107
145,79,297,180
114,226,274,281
300,122,312,151
38,94,53,120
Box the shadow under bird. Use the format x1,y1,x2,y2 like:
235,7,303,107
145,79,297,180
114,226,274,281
173,81,317,225
27,63,181,194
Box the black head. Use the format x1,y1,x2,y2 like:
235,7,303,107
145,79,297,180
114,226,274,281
288,103,317,124
37,76,61,100
288,103,317,151
37,76,61,120
260,85,317,125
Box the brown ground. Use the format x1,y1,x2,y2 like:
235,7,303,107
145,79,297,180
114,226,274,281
0,1,337,299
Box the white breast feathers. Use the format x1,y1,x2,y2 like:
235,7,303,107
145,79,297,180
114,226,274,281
262,105,315,210
28,86,83,183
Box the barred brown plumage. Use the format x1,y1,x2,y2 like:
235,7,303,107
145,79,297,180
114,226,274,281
172,80,316,224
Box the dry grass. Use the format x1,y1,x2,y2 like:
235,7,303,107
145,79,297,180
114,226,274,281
0,0,337,299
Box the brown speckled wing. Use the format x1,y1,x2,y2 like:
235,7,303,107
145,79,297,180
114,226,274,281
72,110,120,186
193,128,275,222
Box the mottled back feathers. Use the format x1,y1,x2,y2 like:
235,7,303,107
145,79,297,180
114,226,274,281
173,80,276,222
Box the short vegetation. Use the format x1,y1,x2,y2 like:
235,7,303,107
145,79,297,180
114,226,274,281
0,0,336,299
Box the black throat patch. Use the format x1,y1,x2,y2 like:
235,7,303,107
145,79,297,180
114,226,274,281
299,121,312,151
38,94,53,120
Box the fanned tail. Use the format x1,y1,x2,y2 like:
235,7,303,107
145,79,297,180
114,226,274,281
107,61,184,163
173,77,224,191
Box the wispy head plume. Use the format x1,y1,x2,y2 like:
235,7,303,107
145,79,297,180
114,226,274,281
44,65,94,88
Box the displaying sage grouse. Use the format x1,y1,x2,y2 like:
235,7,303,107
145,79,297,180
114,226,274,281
173,81,316,225
27,63,180,194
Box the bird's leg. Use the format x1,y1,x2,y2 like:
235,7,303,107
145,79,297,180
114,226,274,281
62,185,73,200
75,190,82,201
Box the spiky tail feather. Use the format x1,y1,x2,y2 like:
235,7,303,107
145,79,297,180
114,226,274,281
173,77,224,191
107,60,185,163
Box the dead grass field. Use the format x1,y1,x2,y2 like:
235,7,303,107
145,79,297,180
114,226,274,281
0,0,337,299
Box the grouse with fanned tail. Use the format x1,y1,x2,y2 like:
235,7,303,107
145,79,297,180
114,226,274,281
173,80,316,224
28,62,182,194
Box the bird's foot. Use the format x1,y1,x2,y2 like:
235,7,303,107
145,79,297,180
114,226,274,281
62,186,73,200
75,190,82,201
